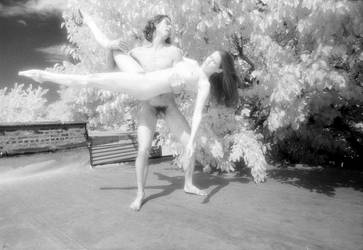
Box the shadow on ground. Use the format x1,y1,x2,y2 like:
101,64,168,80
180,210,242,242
100,172,250,205
267,167,363,196
100,160,363,205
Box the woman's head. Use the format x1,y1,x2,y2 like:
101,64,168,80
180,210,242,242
143,15,172,44
203,50,240,107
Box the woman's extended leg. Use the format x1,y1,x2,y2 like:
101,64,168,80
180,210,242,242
19,68,173,101
164,105,207,196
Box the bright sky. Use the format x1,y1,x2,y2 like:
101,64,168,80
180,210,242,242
0,0,69,103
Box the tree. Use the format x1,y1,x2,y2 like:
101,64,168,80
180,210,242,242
55,0,363,182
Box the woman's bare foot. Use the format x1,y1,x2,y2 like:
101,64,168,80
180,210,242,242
184,184,207,196
129,192,145,211
19,70,44,83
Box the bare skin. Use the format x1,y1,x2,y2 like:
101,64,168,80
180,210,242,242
80,12,198,210
19,13,209,211
125,18,207,211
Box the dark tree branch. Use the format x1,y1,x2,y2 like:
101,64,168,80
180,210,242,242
232,33,255,76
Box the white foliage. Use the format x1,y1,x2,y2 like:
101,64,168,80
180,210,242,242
0,84,48,123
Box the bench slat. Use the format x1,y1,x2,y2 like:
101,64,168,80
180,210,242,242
88,131,161,167
91,149,137,158
92,144,137,150
92,154,138,164
91,145,137,154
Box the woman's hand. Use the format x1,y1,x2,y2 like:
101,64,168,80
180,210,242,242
18,70,44,83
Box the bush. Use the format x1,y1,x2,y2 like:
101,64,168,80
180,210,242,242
0,83,49,122
19,0,361,181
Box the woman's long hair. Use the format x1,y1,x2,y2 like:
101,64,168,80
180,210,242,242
143,15,171,44
209,51,240,107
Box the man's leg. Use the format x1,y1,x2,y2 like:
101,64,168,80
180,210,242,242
130,103,157,211
164,106,207,195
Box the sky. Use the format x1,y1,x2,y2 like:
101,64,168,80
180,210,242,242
0,0,69,103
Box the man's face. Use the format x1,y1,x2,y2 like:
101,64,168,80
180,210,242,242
154,17,172,41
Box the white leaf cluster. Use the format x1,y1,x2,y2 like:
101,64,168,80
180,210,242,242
0,84,49,123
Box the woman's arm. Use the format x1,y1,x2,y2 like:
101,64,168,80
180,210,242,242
186,74,210,157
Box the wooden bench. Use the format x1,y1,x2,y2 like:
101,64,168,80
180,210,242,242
88,131,161,167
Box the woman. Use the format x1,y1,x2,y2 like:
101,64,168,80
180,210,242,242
19,50,239,158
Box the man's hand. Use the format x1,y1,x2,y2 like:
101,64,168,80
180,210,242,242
107,39,130,53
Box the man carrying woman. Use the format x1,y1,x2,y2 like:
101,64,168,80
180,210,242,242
20,12,242,211
82,12,208,210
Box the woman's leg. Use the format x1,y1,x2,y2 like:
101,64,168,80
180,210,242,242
164,105,207,196
130,103,157,211
113,51,144,73
19,68,173,101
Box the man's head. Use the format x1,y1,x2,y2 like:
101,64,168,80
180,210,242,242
143,15,172,44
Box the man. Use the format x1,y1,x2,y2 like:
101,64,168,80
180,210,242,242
82,13,207,211
128,15,207,211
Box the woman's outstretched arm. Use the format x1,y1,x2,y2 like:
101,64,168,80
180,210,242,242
185,74,210,157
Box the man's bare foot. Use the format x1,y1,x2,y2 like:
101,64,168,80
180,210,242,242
184,184,207,196
129,192,145,211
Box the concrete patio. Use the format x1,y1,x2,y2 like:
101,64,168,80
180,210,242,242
0,148,362,250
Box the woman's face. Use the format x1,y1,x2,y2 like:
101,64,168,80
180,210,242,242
202,51,222,76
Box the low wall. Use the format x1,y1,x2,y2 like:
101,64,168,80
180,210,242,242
0,122,88,156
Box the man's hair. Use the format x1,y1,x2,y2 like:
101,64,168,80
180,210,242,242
143,15,171,44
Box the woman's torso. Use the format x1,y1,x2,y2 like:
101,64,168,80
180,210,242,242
128,45,182,107
169,58,201,94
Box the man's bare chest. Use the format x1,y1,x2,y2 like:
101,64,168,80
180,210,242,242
134,49,175,71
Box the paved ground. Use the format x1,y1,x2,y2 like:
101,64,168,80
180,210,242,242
0,148,362,250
